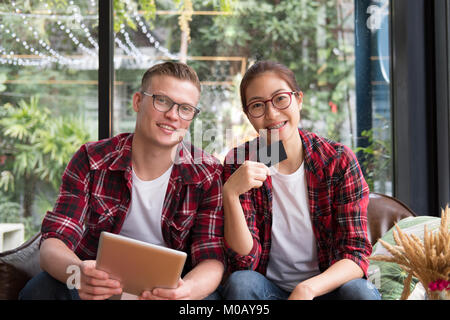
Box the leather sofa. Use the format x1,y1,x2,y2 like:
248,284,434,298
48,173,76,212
0,192,416,300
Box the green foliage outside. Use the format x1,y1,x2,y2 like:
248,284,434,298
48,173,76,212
0,0,390,241
0,190,34,240
195,0,354,144
0,1,98,238
355,117,392,194
0,96,91,237
135,0,357,150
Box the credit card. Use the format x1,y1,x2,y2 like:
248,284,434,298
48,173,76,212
257,140,288,167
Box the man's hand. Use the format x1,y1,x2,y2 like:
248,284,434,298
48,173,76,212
138,258,223,300
78,260,123,300
139,278,193,300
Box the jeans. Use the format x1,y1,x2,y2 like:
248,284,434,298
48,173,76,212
19,271,80,300
220,270,382,300
19,271,222,300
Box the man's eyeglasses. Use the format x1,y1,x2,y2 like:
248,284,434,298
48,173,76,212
246,91,299,118
141,91,200,121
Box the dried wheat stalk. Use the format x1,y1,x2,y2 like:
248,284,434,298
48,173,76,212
370,205,450,300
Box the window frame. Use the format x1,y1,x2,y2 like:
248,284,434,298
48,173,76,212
391,0,450,216
98,0,114,140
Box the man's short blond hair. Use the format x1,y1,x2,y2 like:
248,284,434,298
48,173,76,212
141,61,201,93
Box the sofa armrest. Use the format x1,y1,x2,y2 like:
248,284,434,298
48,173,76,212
367,193,417,245
0,232,42,300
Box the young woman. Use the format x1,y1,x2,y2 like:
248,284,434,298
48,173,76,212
221,61,380,300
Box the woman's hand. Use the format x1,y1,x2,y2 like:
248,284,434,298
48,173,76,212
288,283,315,300
78,260,123,300
223,160,270,197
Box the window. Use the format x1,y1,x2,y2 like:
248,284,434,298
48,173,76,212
0,1,98,242
355,0,392,195
113,0,393,192
0,0,395,244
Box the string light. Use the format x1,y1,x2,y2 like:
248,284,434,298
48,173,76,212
1,0,180,67
56,20,97,57
114,37,135,59
113,3,147,64
73,11,99,51
1,24,63,66
135,15,178,59
0,46,51,67
0,22,98,68
0,11,97,20
123,0,178,59
7,1,87,66
117,24,145,62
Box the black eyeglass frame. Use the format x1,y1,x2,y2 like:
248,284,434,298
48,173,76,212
141,91,200,121
245,91,300,118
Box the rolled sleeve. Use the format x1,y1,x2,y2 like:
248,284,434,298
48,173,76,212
40,145,91,251
331,146,372,277
223,236,260,271
40,213,85,251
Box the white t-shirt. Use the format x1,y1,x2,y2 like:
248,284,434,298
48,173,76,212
119,165,173,247
266,162,320,292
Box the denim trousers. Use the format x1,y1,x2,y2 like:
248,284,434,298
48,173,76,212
219,270,382,300
19,271,222,300
19,271,81,300
20,270,381,300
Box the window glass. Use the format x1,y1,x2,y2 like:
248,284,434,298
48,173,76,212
0,0,393,247
355,0,392,195
113,0,392,197
0,1,98,243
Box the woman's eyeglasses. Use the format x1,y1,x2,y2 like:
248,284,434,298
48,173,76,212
246,91,298,118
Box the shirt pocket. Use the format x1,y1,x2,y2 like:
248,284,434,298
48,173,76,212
87,195,122,231
170,209,196,231
169,209,196,249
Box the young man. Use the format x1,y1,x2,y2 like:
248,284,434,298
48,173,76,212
19,62,225,300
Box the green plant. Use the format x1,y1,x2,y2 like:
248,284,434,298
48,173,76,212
0,190,35,240
114,0,156,32
165,0,356,144
0,96,91,218
354,120,392,193
36,116,92,189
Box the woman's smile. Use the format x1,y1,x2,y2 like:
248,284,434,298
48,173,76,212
266,120,288,130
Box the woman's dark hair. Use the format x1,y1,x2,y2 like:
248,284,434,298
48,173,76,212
240,60,300,112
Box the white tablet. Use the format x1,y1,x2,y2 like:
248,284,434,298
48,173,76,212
96,231,187,296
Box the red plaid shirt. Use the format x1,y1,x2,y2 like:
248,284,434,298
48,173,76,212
40,133,226,272
223,129,372,277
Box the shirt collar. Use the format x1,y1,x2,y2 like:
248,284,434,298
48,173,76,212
171,141,213,185
247,129,333,181
107,133,133,172
298,128,338,180
107,134,205,185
